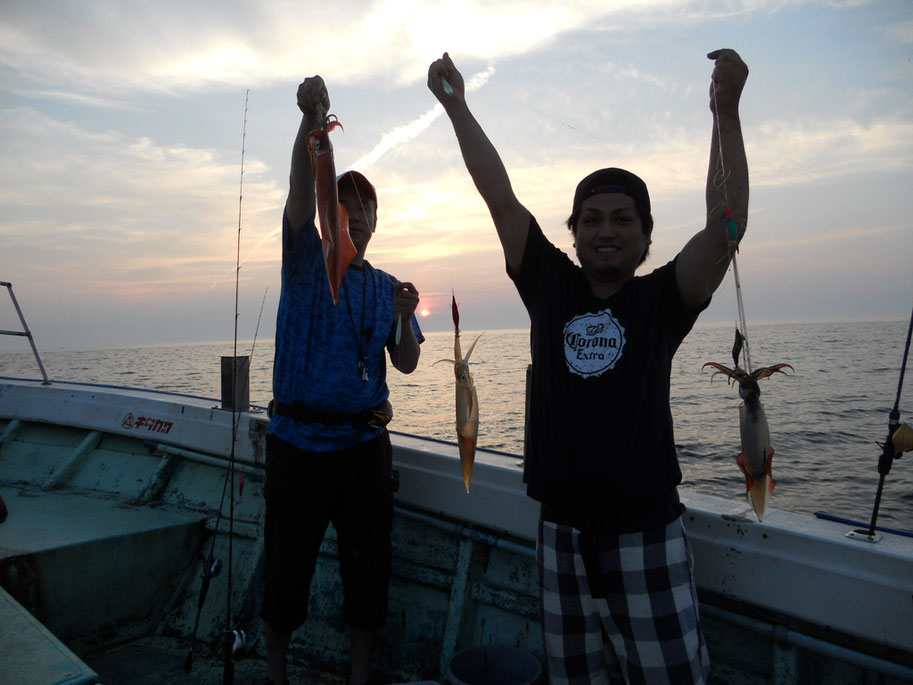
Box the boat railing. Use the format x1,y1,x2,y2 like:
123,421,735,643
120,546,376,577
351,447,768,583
0,282,50,385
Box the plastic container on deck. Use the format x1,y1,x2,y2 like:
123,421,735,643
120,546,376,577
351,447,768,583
447,644,543,685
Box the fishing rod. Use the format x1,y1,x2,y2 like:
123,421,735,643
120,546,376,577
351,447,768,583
182,90,252,680
859,304,913,540
219,86,252,685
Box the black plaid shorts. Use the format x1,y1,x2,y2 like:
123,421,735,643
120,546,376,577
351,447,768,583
537,517,709,685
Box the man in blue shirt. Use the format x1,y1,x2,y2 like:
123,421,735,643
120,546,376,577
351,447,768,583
260,75,423,685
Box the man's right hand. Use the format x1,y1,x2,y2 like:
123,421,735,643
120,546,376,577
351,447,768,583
297,76,330,119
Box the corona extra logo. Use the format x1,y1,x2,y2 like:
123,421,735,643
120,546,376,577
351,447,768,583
563,309,626,378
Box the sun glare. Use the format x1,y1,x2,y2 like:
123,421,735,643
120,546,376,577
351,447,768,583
420,309,431,317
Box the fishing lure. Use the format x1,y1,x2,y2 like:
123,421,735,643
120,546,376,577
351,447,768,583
435,294,482,492
704,331,793,521
306,110,357,305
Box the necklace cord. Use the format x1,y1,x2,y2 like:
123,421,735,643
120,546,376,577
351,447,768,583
342,262,374,381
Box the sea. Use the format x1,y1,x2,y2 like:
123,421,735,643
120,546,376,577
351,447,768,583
2,320,911,531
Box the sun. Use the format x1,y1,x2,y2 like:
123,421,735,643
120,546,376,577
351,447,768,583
420,309,431,317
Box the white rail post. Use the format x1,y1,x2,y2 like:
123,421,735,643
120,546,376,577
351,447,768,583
0,282,50,384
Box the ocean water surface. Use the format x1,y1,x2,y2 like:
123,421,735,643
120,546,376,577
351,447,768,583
2,320,911,530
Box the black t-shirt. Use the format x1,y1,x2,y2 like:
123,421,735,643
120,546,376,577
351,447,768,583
509,216,708,531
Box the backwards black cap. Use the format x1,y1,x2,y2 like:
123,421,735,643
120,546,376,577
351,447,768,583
336,170,377,209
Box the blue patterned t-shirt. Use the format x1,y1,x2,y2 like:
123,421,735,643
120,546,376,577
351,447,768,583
269,209,424,452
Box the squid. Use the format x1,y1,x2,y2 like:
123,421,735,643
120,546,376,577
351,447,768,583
435,294,482,492
306,111,356,305
703,333,793,521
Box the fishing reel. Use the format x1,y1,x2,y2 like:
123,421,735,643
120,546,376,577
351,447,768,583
182,555,224,673
891,419,913,454
205,556,223,580
218,628,248,661
214,627,247,685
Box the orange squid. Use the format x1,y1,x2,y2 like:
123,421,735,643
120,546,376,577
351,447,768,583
306,112,356,305
435,294,482,492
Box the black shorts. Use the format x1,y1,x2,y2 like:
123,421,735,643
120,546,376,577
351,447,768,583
260,431,394,634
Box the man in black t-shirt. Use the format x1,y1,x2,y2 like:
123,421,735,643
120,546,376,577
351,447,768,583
428,49,749,684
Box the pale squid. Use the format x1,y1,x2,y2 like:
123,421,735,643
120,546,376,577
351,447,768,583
703,332,793,521
435,294,482,492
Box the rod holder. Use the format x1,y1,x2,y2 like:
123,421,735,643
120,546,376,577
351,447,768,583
221,356,250,412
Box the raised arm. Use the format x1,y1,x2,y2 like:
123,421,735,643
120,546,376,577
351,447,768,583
286,76,330,245
676,49,749,308
428,53,530,273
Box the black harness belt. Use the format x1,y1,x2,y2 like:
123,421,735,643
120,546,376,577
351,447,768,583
268,399,393,428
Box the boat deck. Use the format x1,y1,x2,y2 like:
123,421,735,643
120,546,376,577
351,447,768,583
85,636,349,685
0,585,97,685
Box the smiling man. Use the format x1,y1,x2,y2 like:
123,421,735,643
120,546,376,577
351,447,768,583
428,49,748,684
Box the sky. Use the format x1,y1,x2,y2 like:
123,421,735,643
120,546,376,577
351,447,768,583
1,0,912,351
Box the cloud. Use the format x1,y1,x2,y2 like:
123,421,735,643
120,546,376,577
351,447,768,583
749,116,913,186
3,0,911,349
0,107,285,299
5,88,140,110
601,63,670,90
0,0,783,96
883,19,913,43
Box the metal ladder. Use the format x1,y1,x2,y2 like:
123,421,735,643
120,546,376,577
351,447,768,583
1,281,50,384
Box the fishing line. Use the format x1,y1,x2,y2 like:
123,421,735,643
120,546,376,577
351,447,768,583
345,171,392,351
346,165,413,349
711,80,752,373
523,104,704,183
249,286,269,360
524,82,752,321
526,104,603,142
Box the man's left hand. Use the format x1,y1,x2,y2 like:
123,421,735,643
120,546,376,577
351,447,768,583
394,282,419,318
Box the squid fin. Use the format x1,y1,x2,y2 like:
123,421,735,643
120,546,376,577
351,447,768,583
462,333,483,363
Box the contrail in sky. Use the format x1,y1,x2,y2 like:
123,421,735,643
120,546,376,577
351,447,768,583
351,66,496,171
